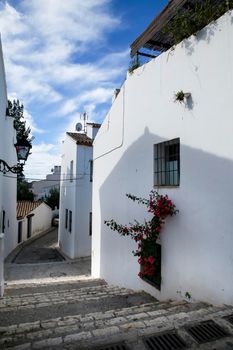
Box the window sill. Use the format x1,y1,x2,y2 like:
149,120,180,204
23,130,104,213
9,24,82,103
153,185,180,189
140,276,161,291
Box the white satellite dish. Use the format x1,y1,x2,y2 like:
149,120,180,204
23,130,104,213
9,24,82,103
75,122,82,132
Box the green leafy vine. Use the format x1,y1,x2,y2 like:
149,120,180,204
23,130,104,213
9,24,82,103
163,0,233,46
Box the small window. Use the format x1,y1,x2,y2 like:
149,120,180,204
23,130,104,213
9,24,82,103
154,138,180,186
18,221,22,243
90,160,93,182
69,210,72,233
65,209,68,229
2,210,5,233
140,242,161,290
89,212,92,236
70,160,73,182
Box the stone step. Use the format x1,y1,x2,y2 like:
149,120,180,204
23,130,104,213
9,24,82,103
0,285,139,311
0,284,156,326
1,301,232,349
4,279,107,296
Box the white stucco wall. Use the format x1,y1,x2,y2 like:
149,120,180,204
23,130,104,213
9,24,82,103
86,124,100,140
92,11,233,305
0,39,17,259
0,38,17,295
30,203,52,236
59,137,77,258
59,135,93,259
74,146,93,257
18,203,52,243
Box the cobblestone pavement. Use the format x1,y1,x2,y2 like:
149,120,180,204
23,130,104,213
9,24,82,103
1,278,233,349
1,230,233,349
5,228,91,286
5,259,91,286
11,229,64,264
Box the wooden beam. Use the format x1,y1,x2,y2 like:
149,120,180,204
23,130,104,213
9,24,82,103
147,40,171,50
137,51,157,59
130,0,187,56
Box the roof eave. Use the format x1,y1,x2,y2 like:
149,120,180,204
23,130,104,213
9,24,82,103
76,142,93,147
130,0,186,56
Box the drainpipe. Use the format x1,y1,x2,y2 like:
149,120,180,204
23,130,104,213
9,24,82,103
0,232,4,297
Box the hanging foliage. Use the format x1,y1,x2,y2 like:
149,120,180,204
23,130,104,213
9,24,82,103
163,0,233,46
104,191,178,284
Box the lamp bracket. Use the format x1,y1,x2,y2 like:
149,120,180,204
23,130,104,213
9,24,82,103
0,159,23,174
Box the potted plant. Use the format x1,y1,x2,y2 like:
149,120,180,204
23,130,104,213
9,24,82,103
174,90,191,103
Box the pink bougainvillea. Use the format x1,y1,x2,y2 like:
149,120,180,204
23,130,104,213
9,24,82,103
104,190,178,280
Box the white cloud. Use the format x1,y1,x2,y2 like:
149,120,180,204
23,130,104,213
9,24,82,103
58,99,80,117
80,87,113,104
0,3,28,37
0,1,125,107
0,0,129,177
23,109,45,134
30,143,57,153
20,0,119,45
23,143,61,180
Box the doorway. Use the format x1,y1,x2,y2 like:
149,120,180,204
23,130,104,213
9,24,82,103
18,221,22,243
27,216,32,238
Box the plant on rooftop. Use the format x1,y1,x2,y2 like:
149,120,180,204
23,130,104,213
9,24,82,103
174,90,191,103
163,0,233,46
175,90,185,103
104,191,178,286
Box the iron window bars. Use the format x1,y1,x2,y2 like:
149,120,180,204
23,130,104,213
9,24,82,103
154,138,180,186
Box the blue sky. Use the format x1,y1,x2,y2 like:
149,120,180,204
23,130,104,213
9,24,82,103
0,0,168,179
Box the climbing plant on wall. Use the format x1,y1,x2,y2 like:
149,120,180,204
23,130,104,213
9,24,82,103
104,190,178,286
163,0,233,46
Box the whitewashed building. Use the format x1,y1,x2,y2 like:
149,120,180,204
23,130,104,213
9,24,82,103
31,165,61,200
0,38,17,296
59,123,100,259
92,6,233,305
17,201,52,244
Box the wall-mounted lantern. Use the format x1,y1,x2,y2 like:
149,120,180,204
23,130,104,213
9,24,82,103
0,139,31,174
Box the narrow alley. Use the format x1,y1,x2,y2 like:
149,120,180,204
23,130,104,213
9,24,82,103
4,228,91,285
0,230,233,349
0,1,233,349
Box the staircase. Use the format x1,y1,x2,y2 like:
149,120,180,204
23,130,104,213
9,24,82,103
1,279,233,349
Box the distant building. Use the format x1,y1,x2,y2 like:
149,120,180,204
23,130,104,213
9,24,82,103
17,201,52,244
58,123,100,259
31,165,61,200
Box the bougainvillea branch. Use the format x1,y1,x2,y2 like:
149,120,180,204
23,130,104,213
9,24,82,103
104,190,178,280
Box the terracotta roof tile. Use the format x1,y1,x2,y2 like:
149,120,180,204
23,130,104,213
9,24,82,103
67,132,93,146
17,201,43,220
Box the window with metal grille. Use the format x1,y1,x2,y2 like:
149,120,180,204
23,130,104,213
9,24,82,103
68,210,72,233
154,138,180,186
65,209,68,229
141,242,161,290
